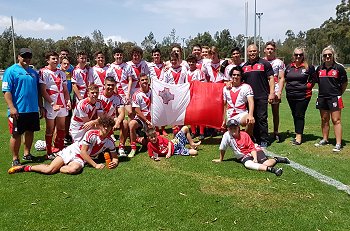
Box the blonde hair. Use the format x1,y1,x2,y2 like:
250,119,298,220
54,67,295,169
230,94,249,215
322,45,337,61
292,47,308,69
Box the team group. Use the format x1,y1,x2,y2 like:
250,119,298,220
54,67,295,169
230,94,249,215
2,41,347,176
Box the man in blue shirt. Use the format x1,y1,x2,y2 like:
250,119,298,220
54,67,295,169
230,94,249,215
2,48,44,166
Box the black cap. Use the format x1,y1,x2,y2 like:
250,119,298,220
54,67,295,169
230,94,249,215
226,119,240,127
19,48,32,56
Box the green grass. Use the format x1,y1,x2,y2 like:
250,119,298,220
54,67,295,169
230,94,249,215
0,87,350,230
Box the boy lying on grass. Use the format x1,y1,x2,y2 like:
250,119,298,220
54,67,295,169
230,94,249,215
213,119,290,176
8,116,119,175
147,126,201,161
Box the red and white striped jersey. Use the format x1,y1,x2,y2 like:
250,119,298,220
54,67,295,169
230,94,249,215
89,65,108,93
106,62,134,97
223,83,253,118
185,69,205,82
127,60,151,96
72,66,91,101
39,67,67,107
162,66,187,84
98,92,124,117
132,89,152,121
67,129,116,159
149,62,164,80
70,97,102,141
204,60,229,83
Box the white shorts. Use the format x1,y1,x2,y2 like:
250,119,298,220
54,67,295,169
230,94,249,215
45,105,68,120
227,111,248,125
57,147,85,168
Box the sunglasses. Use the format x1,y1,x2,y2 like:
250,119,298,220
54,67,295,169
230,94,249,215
323,53,333,58
21,53,33,59
294,53,304,57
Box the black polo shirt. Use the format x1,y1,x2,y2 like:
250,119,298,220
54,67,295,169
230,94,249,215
242,58,274,100
284,62,315,100
316,62,348,98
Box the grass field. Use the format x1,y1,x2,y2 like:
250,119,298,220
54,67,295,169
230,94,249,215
0,87,349,231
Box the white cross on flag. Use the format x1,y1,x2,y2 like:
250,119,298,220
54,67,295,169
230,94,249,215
151,77,224,128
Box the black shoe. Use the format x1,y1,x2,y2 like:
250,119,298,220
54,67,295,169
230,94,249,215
198,135,205,141
23,154,35,161
274,168,283,176
292,140,301,145
274,134,281,143
12,159,21,166
274,156,290,164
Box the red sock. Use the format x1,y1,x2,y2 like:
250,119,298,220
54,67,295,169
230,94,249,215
24,165,32,172
119,144,125,149
54,129,65,150
45,134,53,154
190,125,196,134
199,126,205,135
131,142,137,150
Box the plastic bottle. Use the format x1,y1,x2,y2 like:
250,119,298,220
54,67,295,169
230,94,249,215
104,152,111,169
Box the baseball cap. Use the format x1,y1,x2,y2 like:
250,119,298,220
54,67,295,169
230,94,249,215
19,48,32,56
226,119,240,127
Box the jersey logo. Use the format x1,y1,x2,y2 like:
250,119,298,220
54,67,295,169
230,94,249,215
159,87,174,105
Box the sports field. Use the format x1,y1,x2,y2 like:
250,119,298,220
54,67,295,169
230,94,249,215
0,87,349,231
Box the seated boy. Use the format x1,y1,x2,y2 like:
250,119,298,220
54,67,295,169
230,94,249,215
147,126,201,161
8,116,119,175
212,120,290,176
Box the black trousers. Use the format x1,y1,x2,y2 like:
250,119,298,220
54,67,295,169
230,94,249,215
253,99,268,144
287,98,310,134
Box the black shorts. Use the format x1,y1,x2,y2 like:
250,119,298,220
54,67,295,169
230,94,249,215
316,96,344,111
240,150,268,164
8,112,40,136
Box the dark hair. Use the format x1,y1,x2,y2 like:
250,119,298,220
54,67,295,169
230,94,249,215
94,50,104,58
231,47,241,54
192,44,202,50
113,47,124,55
104,76,116,84
229,65,243,77
88,84,99,92
265,41,276,48
131,46,143,56
60,57,70,64
186,54,197,62
152,48,161,54
171,43,182,53
45,51,59,60
98,115,115,129
146,128,157,137
60,49,69,54
77,51,87,57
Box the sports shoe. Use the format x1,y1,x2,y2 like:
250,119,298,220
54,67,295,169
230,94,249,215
332,144,342,152
274,156,290,164
45,154,56,160
128,149,136,158
23,154,35,161
315,139,329,147
12,159,21,166
118,148,127,157
8,165,25,174
198,135,205,141
274,133,281,143
260,142,268,148
274,168,283,176
291,139,301,145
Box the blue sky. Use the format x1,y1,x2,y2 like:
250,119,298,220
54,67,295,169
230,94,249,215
0,0,337,46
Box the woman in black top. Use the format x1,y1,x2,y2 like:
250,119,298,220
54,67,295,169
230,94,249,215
284,48,315,145
314,46,348,152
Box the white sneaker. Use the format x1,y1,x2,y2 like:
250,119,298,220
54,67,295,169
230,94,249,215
128,149,136,158
332,144,342,152
118,148,126,157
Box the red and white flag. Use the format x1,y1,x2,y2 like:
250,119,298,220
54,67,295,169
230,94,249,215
151,77,225,128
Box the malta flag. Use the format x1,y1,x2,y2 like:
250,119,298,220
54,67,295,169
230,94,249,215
151,77,225,128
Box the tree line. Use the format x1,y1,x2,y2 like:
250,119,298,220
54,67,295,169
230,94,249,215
0,0,349,70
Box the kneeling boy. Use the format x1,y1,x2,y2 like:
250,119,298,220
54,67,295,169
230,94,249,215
213,120,289,176
147,126,201,161
8,116,119,175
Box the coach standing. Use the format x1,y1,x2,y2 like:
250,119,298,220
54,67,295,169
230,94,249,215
2,48,44,166
242,44,275,147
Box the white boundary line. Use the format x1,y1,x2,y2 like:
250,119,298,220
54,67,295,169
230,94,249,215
265,150,350,195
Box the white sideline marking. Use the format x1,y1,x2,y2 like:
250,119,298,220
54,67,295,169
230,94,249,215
265,150,350,195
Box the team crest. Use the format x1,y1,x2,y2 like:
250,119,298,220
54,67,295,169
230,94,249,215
159,87,174,105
